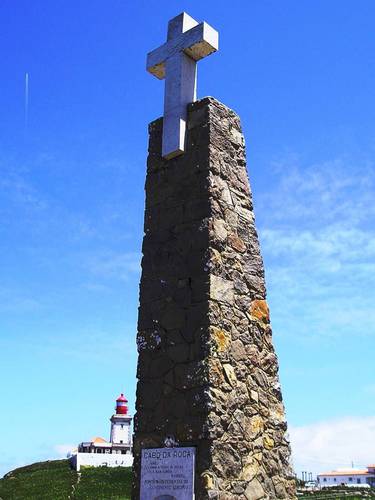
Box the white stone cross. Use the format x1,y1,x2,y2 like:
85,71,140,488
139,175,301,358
147,13,219,159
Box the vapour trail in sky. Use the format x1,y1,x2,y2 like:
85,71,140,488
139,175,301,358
24,72,29,134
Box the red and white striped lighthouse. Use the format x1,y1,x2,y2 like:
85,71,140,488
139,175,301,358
115,393,128,415
110,393,132,446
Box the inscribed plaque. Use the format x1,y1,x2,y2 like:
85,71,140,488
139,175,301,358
140,447,195,500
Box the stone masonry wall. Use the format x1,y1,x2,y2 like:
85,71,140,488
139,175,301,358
132,97,296,499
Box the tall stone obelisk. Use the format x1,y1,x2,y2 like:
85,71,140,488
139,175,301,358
132,13,296,500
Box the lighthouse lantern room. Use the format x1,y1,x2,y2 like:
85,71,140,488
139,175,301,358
110,393,132,445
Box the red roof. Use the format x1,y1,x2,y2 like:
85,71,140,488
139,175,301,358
318,470,368,477
91,436,107,444
116,393,128,402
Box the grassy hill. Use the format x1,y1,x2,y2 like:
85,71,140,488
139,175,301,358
0,459,132,500
2,460,374,500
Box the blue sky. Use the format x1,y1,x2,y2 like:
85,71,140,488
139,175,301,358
1,0,374,478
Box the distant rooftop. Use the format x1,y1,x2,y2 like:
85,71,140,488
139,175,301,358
318,466,375,477
91,437,107,444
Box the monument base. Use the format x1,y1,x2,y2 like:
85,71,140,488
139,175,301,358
132,97,296,499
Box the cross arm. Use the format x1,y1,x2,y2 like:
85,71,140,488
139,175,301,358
146,22,219,80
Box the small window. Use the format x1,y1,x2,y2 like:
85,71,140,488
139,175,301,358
357,479,361,484
334,478,336,482
121,424,124,429
120,440,123,443
323,478,327,482
348,477,353,482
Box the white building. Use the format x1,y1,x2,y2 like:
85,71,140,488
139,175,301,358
70,393,133,471
318,465,375,488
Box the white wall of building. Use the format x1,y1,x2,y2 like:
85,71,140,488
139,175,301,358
319,474,370,487
73,452,133,472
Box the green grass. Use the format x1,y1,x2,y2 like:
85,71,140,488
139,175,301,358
0,460,76,500
0,460,132,500
298,490,375,500
298,493,374,500
299,496,367,500
3,461,373,500
74,466,132,500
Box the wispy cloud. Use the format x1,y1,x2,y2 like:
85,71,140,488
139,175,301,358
259,157,375,227
46,329,135,362
256,156,375,340
0,153,139,244
0,287,41,313
82,282,113,293
0,326,136,363
0,163,47,214
289,416,375,476
262,227,375,264
85,251,141,281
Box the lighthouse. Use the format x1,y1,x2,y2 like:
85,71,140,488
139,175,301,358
71,392,133,471
110,393,132,447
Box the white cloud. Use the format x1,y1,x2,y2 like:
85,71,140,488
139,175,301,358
261,227,375,264
255,156,375,341
54,444,76,458
258,158,375,226
289,416,375,477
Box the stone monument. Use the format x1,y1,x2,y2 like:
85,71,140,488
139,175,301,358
132,12,296,500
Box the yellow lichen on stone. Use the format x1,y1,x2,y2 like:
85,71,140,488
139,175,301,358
249,299,270,324
201,471,214,489
263,435,275,449
211,326,230,352
250,415,264,437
